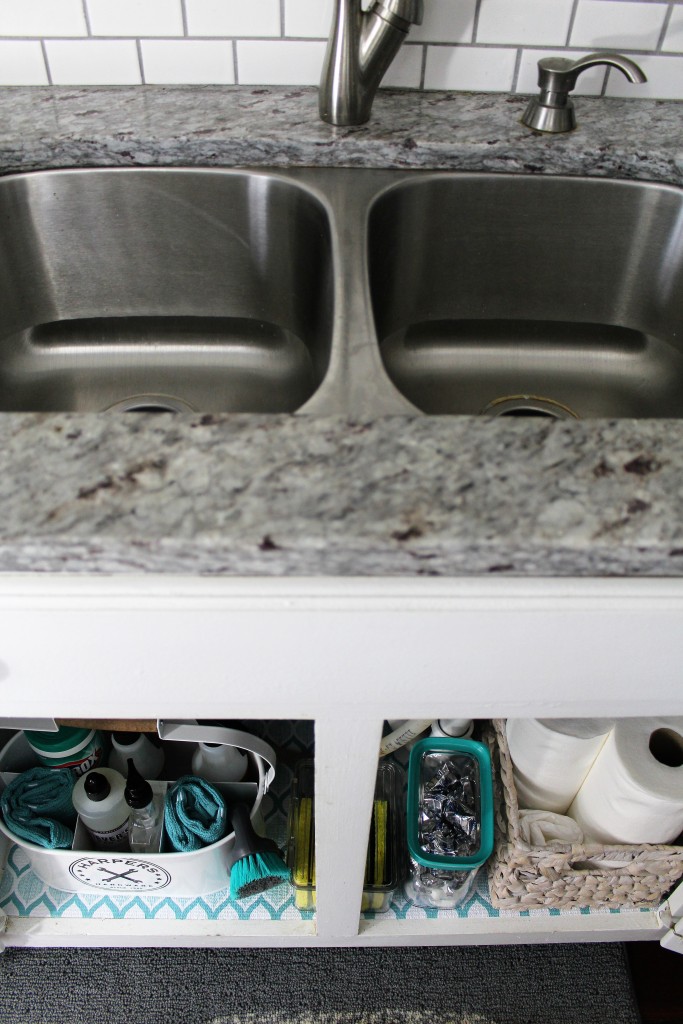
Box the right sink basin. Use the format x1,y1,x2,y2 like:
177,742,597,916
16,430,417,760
368,175,683,419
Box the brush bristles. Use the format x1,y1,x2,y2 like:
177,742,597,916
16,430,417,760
230,850,290,900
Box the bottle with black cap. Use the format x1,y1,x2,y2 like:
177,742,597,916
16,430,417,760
72,767,130,851
125,759,164,854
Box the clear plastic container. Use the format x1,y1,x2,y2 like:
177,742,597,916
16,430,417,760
286,759,404,913
405,737,494,909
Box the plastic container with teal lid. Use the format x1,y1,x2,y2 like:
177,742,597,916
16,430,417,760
405,736,494,908
24,726,104,777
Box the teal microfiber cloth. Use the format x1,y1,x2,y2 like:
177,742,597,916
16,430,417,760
164,775,228,852
1,767,76,849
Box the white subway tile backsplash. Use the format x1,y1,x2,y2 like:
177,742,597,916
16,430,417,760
663,6,683,51
516,48,606,95
0,40,48,84
425,45,517,91
237,40,326,85
605,53,683,99
411,0,477,44
477,0,574,46
0,0,86,38
185,0,281,38
570,0,668,51
0,0,678,97
285,0,333,38
141,40,235,84
86,0,184,38
382,44,423,88
45,40,142,85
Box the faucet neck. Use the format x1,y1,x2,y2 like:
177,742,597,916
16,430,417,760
319,0,412,126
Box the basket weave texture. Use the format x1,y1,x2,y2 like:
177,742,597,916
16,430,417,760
485,718,683,910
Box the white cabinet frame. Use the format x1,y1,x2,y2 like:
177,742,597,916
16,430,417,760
0,575,681,947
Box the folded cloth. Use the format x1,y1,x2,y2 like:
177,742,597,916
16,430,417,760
164,775,228,852
1,767,76,849
518,808,584,846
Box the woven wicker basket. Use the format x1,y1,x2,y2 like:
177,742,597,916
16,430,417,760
485,719,683,910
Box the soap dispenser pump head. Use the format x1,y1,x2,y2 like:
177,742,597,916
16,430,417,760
124,758,153,809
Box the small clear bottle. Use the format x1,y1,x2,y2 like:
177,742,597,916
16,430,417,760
124,759,164,854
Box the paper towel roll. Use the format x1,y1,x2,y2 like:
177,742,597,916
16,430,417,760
568,718,683,845
506,719,614,813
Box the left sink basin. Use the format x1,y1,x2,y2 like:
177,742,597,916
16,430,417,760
0,169,334,412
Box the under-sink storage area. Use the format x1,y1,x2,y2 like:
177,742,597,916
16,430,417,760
0,709,680,948
0,576,682,950
0,718,317,934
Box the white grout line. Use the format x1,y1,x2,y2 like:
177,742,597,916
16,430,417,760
419,43,427,90
472,0,483,44
566,0,581,48
657,3,675,51
39,38,52,86
232,38,239,86
510,47,523,93
81,0,92,37
136,38,145,85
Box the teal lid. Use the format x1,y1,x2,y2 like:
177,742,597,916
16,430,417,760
407,737,494,871
24,725,93,753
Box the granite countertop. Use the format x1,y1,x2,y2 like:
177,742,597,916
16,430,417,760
2,85,683,577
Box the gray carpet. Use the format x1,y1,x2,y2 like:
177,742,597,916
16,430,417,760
0,943,640,1024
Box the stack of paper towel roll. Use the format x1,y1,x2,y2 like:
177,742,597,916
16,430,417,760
506,718,683,845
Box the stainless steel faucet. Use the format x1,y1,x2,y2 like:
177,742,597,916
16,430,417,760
522,52,646,133
319,0,424,126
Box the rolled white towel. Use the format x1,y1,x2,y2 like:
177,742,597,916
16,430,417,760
518,808,584,846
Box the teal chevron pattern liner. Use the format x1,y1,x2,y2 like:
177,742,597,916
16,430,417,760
0,839,642,922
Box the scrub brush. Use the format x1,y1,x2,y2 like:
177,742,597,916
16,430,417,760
229,802,290,900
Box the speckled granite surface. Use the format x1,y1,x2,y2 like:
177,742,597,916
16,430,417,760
1,86,683,576
3,413,683,576
1,86,681,182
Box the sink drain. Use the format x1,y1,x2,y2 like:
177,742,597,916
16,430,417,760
104,395,196,414
481,395,579,420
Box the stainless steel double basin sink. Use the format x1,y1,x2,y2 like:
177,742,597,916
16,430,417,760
1,166,682,419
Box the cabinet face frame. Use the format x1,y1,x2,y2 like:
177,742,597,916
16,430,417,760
0,574,681,947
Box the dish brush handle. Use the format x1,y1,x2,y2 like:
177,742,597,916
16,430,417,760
230,801,280,861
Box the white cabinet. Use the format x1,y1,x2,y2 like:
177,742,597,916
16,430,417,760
0,575,681,949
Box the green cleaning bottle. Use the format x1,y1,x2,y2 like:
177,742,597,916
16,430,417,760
24,726,104,777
